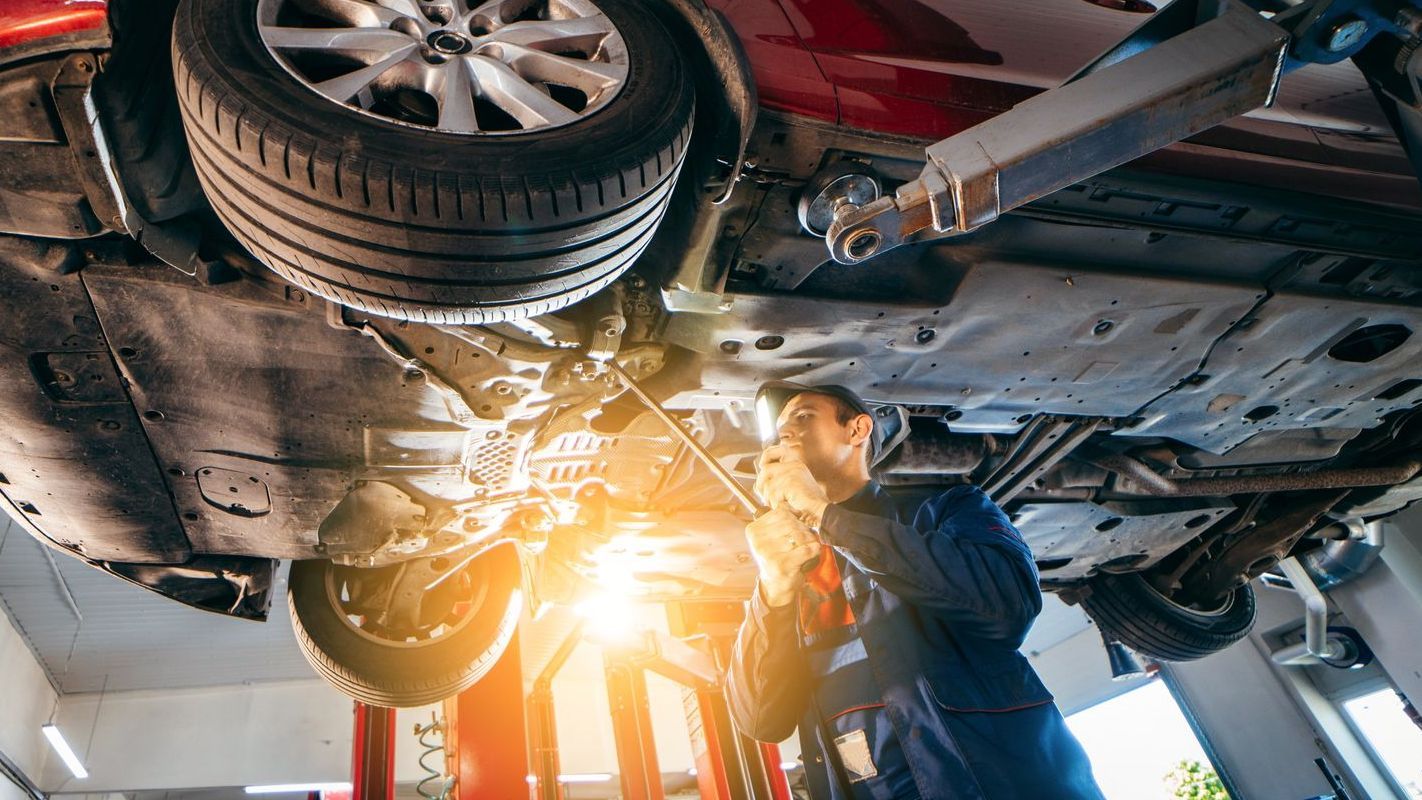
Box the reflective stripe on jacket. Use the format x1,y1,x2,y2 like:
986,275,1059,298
727,482,1105,800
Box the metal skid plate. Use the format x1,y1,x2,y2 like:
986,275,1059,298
1015,500,1234,581
0,251,190,563
574,509,757,599
196,466,272,517
668,260,1263,432
1134,290,1422,453
82,266,445,559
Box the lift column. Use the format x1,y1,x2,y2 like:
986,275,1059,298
668,602,791,800
605,651,665,800
443,546,532,800
351,704,396,800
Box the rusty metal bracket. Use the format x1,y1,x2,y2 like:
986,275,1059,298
1181,490,1348,603
51,54,129,236
824,0,1288,264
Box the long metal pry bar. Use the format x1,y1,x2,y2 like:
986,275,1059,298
606,360,767,516
824,0,1289,264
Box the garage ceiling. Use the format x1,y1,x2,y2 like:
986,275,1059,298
0,518,313,694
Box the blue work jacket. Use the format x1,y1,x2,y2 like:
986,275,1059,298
727,482,1104,800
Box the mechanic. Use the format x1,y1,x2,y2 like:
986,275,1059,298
727,382,1104,800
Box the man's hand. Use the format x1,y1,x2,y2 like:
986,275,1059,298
756,445,831,527
745,507,822,607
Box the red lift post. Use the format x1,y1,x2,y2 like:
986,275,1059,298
351,703,395,800
668,603,791,800
348,598,792,800
444,627,532,800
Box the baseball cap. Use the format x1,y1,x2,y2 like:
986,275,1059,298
754,380,909,467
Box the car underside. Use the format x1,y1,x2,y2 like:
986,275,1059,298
3,0,1422,704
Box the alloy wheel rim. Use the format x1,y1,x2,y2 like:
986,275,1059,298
1140,573,1236,618
256,0,629,135
324,564,488,648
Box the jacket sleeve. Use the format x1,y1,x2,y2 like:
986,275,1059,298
725,582,809,743
819,486,1042,645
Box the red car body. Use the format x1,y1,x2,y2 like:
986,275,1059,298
6,0,1415,208
0,0,107,49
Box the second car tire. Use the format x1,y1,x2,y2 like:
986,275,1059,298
172,0,694,323
288,546,524,707
1081,571,1257,661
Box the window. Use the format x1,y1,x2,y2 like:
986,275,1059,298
1066,679,1227,800
1340,688,1422,799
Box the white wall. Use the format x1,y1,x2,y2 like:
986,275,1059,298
0,604,58,800
1163,584,1348,800
38,680,353,793
1328,513,1422,709
28,642,700,795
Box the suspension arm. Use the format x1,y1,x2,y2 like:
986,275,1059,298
824,0,1288,264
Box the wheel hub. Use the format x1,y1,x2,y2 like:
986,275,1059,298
427,30,472,55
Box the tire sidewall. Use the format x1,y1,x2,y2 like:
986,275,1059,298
288,551,522,699
1082,572,1257,661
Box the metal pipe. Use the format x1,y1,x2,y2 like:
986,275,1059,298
1273,556,1346,665
1099,454,1421,497
881,428,995,475
607,359,765,516
1090,453,1179,495
1303,520,1385,591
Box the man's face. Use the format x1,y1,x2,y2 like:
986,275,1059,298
774,392,871,481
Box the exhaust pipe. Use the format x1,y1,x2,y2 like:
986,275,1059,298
1302,519,1385,591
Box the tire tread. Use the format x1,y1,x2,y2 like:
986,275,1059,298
171,0,691,323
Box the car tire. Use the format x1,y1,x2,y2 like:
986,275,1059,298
171,0,693,323
1080,572,1256,661
288,546,523,707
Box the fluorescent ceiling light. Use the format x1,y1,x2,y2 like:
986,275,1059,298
780,761,801,771
557,773,613,783
244,783,352,794
40,724,88,780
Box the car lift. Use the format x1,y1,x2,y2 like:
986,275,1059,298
348,602,792,800
342,0,1422,796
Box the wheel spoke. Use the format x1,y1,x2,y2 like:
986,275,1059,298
439,61,482,131
261,25,417,55
371,0,425,19
468,54,578,128
419,0,461,24
499,42,624,94
313,45,419,100
486,14,614,50
292,0,410,27
262,0,625,133
462,0,537,28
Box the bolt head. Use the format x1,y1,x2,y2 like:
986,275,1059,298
1326,17,1368,52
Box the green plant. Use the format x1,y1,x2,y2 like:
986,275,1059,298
1164,759,1230,800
